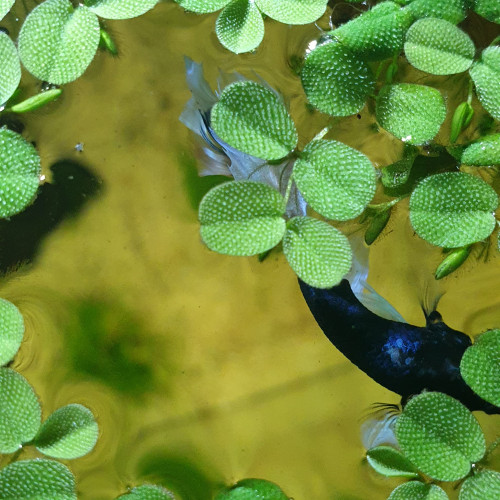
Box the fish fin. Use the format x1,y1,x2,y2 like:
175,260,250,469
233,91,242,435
420,280,446,326
184,56,218,113
346,234,407,323
361,406,400,450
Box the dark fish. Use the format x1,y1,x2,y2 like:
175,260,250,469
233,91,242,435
299,278,500,415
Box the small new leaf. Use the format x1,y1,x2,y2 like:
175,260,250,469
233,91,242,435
450,102,474,144
366,445,419,478
9,88,62,114
365,208,392,245
434,246,471,280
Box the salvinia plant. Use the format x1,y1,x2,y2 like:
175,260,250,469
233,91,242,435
180,0,500,288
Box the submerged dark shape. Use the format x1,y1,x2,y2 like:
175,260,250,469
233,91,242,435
299,278,500,414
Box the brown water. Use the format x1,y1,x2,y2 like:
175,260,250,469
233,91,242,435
1,2,499,499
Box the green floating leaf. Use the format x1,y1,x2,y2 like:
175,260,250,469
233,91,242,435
0,32,21,105
175,0,230,14
409,172,498,248
460,329,500,408
434,246,471,280
0,459,76,500
388,482,448,500
406,0,468,24
376,83,446,144
199,181,286,256
332,1,413,61
216,0,264,54
255,0,327,25
293,139,376,220
366,445,419,478
461,134,500,166
365,207,392,245
450,102,474,144
395,392,485,481
9,88,62,114
117,484,175,499
470,46,500,121
301,40,374,116
404,18,475,75
473,0,500,24
215,478,289,500
85,0,158,19
34,404,98,459
459,469,500,500
283,216,352,288
18,0,100,85
0,0,15,21
0,127,41,219
211,81,297,160
0,368,41,453
0,298,24,367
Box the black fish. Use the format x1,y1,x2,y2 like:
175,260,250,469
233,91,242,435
299,278,500,414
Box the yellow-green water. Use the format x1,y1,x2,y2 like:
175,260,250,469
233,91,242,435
0,2,499,499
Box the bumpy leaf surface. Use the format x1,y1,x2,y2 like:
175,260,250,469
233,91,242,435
215,478,289,499
0,0,15,21
406,0,468,24
395,392,485,481
459,469,500,500
388,482,448,500
0,298,24,367
473,0,500,23
461,134,500,166
85,0,158,19
0,32,21,105
118,485,175,499
470,46,500,121
409,172,498,248
175,0,231,13
366,445,419,478
255,0,327,25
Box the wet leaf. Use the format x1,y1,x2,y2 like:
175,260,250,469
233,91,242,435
18,0,100,85
0,32,21,105
470,46,500,121
473,0,500,24
9,88,63,114
211,81,297,160
461,134,500,166
366,445,419,478
255,0,328,25
117,484,176,499
388,482,448,500
0,0,15,21
460,329,500,407
175,0,231,14
199,181,286,256
215,478,289,499
216,0,264,54
376,83,446,145
293,139,376,220
406,0,468,24
395,392,485,481
409,172,498,247
85,0,158,19
34,404,98,459
404,18,475,75
0,459,76,499
283,216,352,288
0,368,41,453
459,469,500,500
0,298,24,367
0,127,41,219
301,40,374,116
434,246,471,280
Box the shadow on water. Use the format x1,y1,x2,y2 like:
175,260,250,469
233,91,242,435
0,159,102,275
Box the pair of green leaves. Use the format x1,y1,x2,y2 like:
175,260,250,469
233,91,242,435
175,0,328,53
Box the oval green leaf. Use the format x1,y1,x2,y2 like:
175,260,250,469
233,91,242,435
461,133,500,166
0,298,24,367
0,32,21,105
0,368,41,453
473,0,500,24
211,81,297,160
216,0,264,54
332,1,413,62
18,0,100,85
376,83,446,145
460,329,500,408
9,88,63,114
434,246,471,280
293,139,376,221
175,0,232,14
459,469,500,500
470,46,500,121
0,0,15,21
409,172,498,248
215,478,289,500
395,392,486,481
388,482,448,500
0,459,76,500
366,445,419,478
406,0,468,24
404,18,475,75
301,40,374,116
199,181,286,256
34,404,98,459
365,208,392,245
255,0,327,25
117,484,175,499
85,0,158,19
283,216,352,288
0,127,41,219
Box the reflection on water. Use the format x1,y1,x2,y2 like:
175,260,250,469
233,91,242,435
0,2,498,499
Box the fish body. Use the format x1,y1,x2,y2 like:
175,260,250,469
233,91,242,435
300,279,500,414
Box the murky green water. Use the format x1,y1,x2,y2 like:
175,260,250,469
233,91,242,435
0,2,499,499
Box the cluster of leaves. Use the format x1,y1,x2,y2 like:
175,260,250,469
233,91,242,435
172,0,329,53
365,328,500,499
